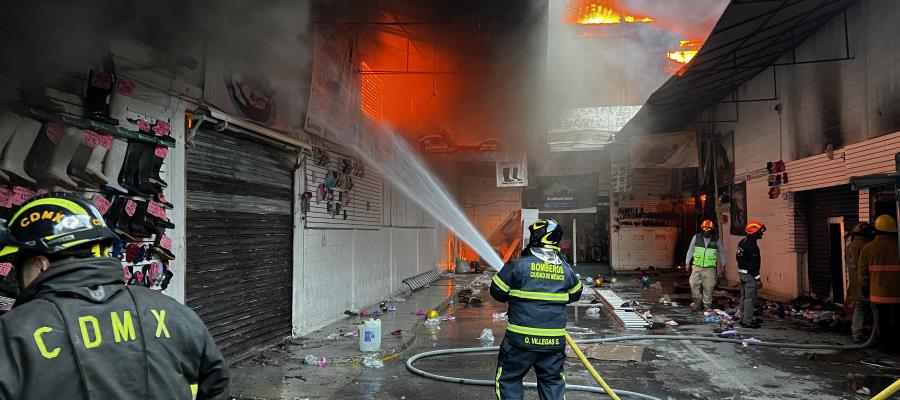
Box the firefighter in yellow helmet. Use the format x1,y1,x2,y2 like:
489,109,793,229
685,219,726,310
858,215,900,353
490,219,582,400
845,222,874,343
0,193,230,399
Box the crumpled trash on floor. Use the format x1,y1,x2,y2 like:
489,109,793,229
856,387,871,395
388,305,398,312
741,338,763,347
642,311,653,319
585,307,602,317
492,312,508,321
362,354,384,368
304,355,327,367
665,320,678,326
415,310,426,316
344,330,359,337
479,328,495,345
704,309,734,324
716,328,743,340
325,333,341,341
391,329,402,336
658,295,671,304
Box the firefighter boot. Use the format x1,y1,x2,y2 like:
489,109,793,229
0,111,22,182
46,127,82,188
0,116,41,185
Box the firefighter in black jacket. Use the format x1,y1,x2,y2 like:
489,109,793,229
0,193,230,399
490,219,583,400
736,220,765,328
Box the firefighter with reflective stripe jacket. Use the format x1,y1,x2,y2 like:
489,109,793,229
858,214,900,353
0,193,230,399
490,219,582,400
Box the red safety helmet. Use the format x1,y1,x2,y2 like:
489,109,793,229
745,220,766,235
700,220,715,230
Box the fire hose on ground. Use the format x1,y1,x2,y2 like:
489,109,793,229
406,327,887,400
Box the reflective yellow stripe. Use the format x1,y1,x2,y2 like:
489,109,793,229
568,281,582,294
61,239,92,249
0,246,19,257
191,384,198,396
11,198,88,224
509,290,568,302
507,323,566,336
492,275,510,292
495,367,503,399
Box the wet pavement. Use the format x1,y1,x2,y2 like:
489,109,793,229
231,264,900,399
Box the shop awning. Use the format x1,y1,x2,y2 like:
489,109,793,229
850,174,900,191
619,0,855,136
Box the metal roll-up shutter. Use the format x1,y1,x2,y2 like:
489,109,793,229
801,185,858,299
186,128,296,361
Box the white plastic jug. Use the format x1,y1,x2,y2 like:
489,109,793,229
359,318,382,352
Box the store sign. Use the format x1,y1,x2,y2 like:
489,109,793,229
497,154,528,188
524,173,598,210
419,135,454,154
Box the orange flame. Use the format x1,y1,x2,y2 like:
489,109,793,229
359,61,384,123
566,0,655,25
666,50,698,64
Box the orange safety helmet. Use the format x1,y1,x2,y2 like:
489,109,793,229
700,220,715,230
745,220,766,235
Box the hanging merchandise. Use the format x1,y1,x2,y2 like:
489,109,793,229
0,73,179,296
304,145,381,229
766,160,787,199
325,170,339,189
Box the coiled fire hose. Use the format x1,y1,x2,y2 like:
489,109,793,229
406,327,878,400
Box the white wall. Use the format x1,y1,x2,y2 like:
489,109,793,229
291,180,448,336
687,0,900,300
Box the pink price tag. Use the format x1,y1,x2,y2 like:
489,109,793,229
117,79,135,96
158,193,168,202
0,188,14,208
160,235,172,250
147,201,168,221
92,195,111,215
152,121,171,137
99,134,113,149
12,187,35,205
137,119,151,133
83,130,101,149
0,263,12,277
125,200,138,217
154,146,168,159
45,123,63,144
90,70,113,90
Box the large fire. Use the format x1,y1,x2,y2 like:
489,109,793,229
566,0,654,25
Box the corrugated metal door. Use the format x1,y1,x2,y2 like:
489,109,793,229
801,185,857,300
186,128,296,361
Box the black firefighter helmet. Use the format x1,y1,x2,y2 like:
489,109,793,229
526,218,563,251
0,192,118,259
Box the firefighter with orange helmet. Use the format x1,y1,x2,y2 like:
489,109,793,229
737,220,766,328
685,219,726,310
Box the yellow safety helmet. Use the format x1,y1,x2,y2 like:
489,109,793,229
874,215,898,233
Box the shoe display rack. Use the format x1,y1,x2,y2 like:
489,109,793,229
0,69,177,296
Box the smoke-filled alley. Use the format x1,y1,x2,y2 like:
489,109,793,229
0,1,899,399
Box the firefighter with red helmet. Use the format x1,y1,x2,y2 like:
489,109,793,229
0,192,230,399
737,220,766,328
685,219,726,310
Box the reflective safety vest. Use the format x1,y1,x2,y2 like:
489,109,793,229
692,233,720,268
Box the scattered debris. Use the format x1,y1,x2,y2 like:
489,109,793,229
856,387,870,395
371,310,382,318
492,312,508,321
649,282,663,289
304,355,327,367
388,305,398,312
362,354,384,369
324,333,341,341
665,320,679,326
479,328,495,345
585,307,602,317
415,310,426,316
344,310,358,317
391,330,402,336
343,331,359,337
